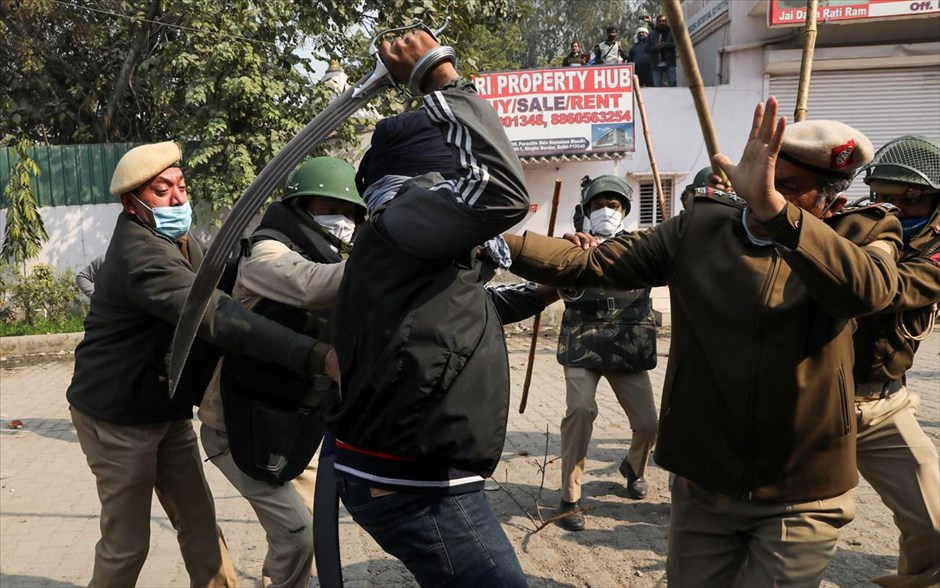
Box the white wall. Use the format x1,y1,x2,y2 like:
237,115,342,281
0,203,122,273
514,84,761,236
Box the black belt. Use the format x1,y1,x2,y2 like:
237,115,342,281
566,297,649,312
855,379,903,401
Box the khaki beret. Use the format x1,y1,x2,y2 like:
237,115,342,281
109,142,182,195
780,120,874,178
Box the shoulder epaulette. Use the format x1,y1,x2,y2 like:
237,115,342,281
835,201,898,217
693,187,745,209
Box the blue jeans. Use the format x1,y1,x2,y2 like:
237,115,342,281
340,482,527,587
652,65,677,87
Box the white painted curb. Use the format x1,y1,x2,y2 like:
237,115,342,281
0,332,85,358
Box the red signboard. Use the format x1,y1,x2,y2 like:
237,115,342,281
473,65,635,157
769,0,940,27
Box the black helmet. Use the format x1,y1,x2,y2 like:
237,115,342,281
691,167,713,190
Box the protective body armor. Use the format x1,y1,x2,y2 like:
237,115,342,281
221,200,344,484
852,205,940,383
557,286,657,371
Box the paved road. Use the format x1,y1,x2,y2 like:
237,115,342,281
0,331,937,587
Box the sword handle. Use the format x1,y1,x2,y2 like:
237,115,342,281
366,17,450,53
353,18,451,98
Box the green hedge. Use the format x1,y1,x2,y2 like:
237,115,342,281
0,263,84,335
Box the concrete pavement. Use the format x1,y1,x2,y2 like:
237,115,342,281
0,331,937,587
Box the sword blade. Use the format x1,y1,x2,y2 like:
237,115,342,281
314,453,343,587
168,76,391,397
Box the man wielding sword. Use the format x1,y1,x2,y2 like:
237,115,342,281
328,31,530,587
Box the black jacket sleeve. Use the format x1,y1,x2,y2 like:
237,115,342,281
486,282,549,325
122,225,315,376
376,79,530,259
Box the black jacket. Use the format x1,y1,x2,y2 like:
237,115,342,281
628,39,653,72
67,213,316,425
329,80,529,493
647,27,677,67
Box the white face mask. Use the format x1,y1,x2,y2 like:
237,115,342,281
585,207,623,237
312,214,356,243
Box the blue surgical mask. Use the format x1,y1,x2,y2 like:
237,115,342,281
900,215,930,243
134,196,192,240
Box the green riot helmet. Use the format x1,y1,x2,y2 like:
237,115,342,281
283,157,366,219
580,174,632,215
862,135,940,194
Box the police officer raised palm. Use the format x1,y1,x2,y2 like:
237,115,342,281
502,97,903,585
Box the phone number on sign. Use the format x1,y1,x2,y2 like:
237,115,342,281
551,111,631,125
500,114,548,128
499,111,633,129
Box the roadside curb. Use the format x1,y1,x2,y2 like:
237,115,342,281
0,332,84,359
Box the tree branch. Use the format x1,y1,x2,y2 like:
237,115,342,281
98,0,162,142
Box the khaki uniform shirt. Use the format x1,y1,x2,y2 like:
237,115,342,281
504,198,902,502
853,207,940,384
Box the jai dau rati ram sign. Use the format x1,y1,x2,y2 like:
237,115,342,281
769,0,940,26
473,65,635,157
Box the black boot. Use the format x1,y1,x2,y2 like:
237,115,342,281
556,499,585,531
619,459,648,500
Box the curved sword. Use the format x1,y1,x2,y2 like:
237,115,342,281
168,20,448,397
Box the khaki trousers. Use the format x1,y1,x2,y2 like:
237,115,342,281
560,366,658,503
667,476,855,587
71,407,235,588
201,424,317,588
856,387,940,587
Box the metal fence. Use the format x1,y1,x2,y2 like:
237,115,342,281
0,143,141,208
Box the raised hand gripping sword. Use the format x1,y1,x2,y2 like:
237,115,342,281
167,20,452,397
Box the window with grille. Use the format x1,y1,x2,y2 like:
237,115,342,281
638,179,673,227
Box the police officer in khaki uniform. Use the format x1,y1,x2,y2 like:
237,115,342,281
68,143,329,588
502,99,903,586
555,176,658,532
853,135,940,588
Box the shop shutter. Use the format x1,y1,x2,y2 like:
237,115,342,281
769,66,940,200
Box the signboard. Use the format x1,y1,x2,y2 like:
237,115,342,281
769,0,940,27
684,0,730,39
473,65,635,157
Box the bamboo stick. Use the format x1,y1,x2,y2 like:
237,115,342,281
794,0,819,122
634,75,669,220
662,0,726,183
519,178,562,414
